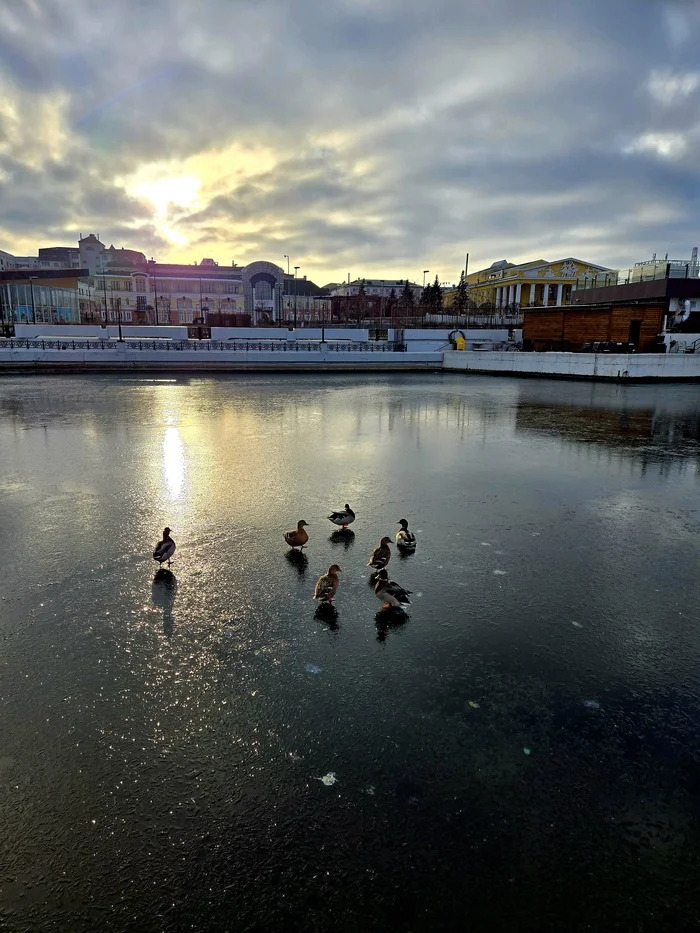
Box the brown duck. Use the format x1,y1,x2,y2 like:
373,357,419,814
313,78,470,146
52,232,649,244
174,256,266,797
313,564,342,603
284,520,309,551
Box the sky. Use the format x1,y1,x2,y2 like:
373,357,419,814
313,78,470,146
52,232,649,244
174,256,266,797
1,0,700,286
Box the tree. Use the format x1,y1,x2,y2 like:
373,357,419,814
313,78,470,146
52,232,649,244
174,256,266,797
420,281,432,309
400,280,414,311
357,278,367,325
432,274,443,314
454,270,468,318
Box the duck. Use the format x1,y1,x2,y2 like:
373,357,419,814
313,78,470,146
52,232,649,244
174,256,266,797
367,536,392,576
396,518,417,552
374,569,412,610
327,504,355,529
284,520,309,551
313,564,342,603
153,527,176,566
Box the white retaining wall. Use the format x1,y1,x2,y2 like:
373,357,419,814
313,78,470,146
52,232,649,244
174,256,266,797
0,344,441,372
443,350,700,381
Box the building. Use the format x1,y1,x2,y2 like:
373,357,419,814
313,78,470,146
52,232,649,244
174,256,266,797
0,269,85,324
329,278,423,300
523,303,666,353
466,257,614,310
281,275,330,323
0,234,336,326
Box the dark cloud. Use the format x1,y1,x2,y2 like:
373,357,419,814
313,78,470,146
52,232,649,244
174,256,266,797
1,0,700,278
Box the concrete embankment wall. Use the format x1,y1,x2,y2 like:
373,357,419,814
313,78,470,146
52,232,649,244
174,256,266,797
0,345,442,373
12,324,519,353
443,350,700,382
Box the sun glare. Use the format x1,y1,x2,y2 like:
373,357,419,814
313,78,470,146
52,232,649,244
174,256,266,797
133,174,201,216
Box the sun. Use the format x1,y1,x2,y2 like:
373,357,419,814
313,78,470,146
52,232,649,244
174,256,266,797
132,173,201,216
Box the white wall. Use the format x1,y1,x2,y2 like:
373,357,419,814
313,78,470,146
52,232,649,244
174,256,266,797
209,327,369,341
443,350,700,381
395,328,522,352
14,323,190,339
0,344,441,371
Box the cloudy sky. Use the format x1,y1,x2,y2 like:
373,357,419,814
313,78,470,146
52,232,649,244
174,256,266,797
1,0,699,285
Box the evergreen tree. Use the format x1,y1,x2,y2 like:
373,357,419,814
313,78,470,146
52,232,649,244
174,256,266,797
400,280,414,308
432,274,443,314
357,278,367,324
388,287,397,301
420,281,432,308
454,270,468,317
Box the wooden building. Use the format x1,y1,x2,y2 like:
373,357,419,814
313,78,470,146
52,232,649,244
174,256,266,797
523,303,665,352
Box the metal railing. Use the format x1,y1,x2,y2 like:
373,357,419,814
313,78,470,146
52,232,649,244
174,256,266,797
0,338,408,353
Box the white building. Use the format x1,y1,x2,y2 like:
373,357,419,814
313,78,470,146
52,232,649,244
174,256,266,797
329,278,423,300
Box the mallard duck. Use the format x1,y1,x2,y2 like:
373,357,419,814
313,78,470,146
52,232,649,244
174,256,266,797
153,527,176,566
313,564,341,603
367,536,391,574
374,569,412,609
396,518,417,551
284,520,309,550
327,504,355,529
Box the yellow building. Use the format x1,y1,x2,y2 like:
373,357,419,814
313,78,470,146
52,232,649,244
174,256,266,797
466,257,615,309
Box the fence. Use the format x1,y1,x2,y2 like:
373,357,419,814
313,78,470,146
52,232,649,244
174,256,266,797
0,338,408,353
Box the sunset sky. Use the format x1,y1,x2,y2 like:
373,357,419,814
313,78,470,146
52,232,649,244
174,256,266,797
1,0,700,284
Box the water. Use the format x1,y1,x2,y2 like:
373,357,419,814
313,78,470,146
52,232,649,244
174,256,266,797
0,373,699,932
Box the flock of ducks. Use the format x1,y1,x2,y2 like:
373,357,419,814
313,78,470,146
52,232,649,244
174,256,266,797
152,507,417,615
284,505,416,611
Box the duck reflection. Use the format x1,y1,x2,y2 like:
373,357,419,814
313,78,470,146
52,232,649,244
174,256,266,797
375,607,408,643
152,568,178,637
329,529,355,549
315,602,340,631
285,549,308,576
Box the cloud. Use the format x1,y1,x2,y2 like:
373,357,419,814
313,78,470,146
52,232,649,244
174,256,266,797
647,69,700,104
1,0,700,281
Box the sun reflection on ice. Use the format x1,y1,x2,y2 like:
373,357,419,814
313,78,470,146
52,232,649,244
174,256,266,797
162,426,185,498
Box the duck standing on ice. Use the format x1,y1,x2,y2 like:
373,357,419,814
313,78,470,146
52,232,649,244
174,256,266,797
153,527,176,566
327,504,355,530
374,569,412,610
284,520,309,551
395,519,416,552
313,564,342,604
367,536,391,581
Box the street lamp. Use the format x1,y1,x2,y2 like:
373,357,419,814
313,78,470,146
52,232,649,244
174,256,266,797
423,270,429,289
28,276,39,325
116,296,123,341
150,260,159,325
294,266,299,329
284,255,290,276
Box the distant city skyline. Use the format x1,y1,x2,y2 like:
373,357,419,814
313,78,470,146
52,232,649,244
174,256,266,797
1,0,700,283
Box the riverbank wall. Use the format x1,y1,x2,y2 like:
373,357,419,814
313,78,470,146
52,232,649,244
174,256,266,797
0,343,442,373
443,350,700,382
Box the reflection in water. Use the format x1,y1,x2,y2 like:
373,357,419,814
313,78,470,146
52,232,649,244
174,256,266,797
285,549,308,576
151,568,178,637
314,602,339,630
162,426,185,498
329,529,355,549
513,383,700,478
375,607,408,642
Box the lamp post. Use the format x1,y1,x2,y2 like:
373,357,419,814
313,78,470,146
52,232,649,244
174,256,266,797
28,276,38,325
150,260,159,325
284,254,290,276
423,270,429,289
116,296,123,341
294,266,299,329
100,267,109,325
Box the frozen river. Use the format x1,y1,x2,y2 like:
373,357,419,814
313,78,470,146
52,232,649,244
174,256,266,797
1,373,699,931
